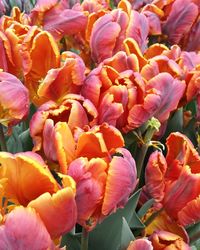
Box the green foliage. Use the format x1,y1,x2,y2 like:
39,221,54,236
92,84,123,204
137,199,154,219
7,127,33,153
187,221,200,248
61,233,81,250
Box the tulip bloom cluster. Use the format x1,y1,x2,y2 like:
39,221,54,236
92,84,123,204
0,0,199,249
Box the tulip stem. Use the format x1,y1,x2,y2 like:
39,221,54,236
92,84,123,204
137,128,156,179
0,124,7,151
81,227,89,250
136,118,161,186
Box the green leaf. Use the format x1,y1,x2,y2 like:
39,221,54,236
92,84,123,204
191,239,200,250
89,217,134,250
88,190,141,250
19,129,33,151
137,199,154,218
129,212,145,229
163,108,183,140
183,118,197,147
61,233,81,249
7,127,23,153
187,221,200,245
6,128,33,153
184,99,197,116
120,218,135,249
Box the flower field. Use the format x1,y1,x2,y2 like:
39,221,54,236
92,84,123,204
0,0,200,249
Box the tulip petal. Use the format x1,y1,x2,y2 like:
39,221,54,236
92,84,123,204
166,132,200,175
0,152,59,206
28,186,77,238
127,239,153,250
164,165,200,219
163,0,198,44
102,148,137,215
0,206,55,250
178,196,200,226
90,13,121,63
54,122,76,173
68,157,107,229
146,73,185,122
0,72,29,127
145,151,167,205
150,230,191,250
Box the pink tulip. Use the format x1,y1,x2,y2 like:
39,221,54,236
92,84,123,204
0,206,57,250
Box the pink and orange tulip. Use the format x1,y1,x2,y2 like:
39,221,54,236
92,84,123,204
127,239,153,250
0,71,29,127
30,94,98,168
145,132,200,226
90,0,149,63
68,147,137,231
81,50,185,132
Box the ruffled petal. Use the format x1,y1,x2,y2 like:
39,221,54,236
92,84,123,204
28,186,77,238
102,148,137,215
0,152,59,206
178,196,200,226
145,151,167,205
0,206,55,250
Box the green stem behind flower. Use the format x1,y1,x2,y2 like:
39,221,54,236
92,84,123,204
136,118,161,187
81,227,89,250
0,124,7,151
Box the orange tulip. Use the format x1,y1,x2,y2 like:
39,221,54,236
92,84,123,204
0,151,77,239
0,151,60,206
149,230,191,250
144,210,189,244
21,26,60,105
36,51,87,105
68,147,137,231
145,132,200,226
0,71,29,127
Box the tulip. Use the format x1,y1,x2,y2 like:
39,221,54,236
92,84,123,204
36,51,87,105
90,0,149,63
30,94,98,171
145,132,200,226
21,26,60,105
0,71,29,127
0,11,61,104
68,147,137,231
127,239,153,250
29,0,88,40
0,206,58,250
0,151,60,206
149,230,191,250
162,0,199,48
0,151,77,239
81,51,185,132
143,210,189,244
